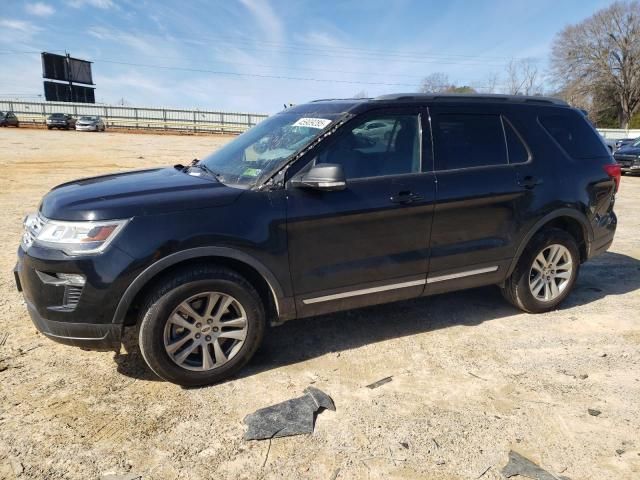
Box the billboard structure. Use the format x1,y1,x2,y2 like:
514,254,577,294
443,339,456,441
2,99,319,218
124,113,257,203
44,81,95,103
42,52,95,103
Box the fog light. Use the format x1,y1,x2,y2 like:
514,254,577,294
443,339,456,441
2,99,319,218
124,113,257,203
57,273,86,286
36,271,86,286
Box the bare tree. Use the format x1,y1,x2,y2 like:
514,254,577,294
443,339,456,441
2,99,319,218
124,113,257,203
505,59,543,96
482,72,500,94
551,1,640,128
420,73,451,93
420,73,477,94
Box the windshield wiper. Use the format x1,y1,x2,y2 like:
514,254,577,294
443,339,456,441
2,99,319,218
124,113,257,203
185,158,222,181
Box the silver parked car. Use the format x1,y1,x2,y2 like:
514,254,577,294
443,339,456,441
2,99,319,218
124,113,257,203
75,116,106,132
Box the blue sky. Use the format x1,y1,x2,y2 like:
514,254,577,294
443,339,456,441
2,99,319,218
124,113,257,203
1,0,615,113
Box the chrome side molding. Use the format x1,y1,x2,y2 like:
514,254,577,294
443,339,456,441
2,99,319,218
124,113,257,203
302,279,426,305
426,266,498,284
302,265,499,304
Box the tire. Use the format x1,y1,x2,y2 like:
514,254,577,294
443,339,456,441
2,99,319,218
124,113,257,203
47,126,52,130
138,266,265,386
500,228,580,313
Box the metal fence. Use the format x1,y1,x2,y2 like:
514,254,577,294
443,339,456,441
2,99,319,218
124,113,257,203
598,128,640,140
2,98,639,139
0,99,268,134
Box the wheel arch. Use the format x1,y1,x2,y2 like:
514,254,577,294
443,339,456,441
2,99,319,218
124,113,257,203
113,247,291,327
506,209,593,278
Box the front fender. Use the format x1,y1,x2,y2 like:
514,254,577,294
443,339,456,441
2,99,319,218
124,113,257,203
111,246,294,325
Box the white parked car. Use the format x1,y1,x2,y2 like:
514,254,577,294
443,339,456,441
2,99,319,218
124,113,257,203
75,116,106,132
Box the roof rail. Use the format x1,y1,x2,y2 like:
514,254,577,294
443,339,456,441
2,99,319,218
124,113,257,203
373,93,568,106
309,98,372,103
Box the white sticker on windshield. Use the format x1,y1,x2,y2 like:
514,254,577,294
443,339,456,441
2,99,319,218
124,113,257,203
292,117,332,129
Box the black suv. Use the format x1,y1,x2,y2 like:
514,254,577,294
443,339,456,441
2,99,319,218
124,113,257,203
15,94,619,386
46,113,76,130
614,137,640,175
0,111,19,127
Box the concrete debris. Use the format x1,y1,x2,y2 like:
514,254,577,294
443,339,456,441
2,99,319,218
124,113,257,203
366,376,393,389
502,451,570,480
243,386,335,440
588,408,602,417
100,474,141,480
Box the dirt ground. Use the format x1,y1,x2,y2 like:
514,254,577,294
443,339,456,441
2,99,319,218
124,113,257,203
0,128,639,480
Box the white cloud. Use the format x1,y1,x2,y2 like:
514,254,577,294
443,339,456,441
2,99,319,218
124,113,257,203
66,0,115,9
0,19,42,35
87,26,160,56
25,2,55,16
238,0,283,43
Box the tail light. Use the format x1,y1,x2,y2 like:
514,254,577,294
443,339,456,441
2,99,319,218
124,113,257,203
603,164,621,192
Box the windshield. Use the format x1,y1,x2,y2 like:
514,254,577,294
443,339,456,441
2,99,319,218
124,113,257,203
51,113,65,118
199,111,344,186
632,137,640,147
80,116,97,121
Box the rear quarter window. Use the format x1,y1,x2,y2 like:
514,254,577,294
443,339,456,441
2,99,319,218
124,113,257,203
539,111,609,159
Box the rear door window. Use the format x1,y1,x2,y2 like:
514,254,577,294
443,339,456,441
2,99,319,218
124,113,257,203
432,114,507,170
539,112,610,159
504,119,530,164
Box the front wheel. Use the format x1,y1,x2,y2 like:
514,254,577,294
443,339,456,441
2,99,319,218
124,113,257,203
501,228,580,313
138,266,265,386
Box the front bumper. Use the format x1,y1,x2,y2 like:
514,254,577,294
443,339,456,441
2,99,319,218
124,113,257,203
14,244,135,351
76,124,98,131
614,157,640,173
24,297,121,350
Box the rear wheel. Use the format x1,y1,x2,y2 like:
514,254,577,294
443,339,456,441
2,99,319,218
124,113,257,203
501,228,580,313
138,266,265,386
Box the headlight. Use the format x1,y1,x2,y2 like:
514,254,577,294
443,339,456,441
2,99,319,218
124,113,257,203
23,214,129,255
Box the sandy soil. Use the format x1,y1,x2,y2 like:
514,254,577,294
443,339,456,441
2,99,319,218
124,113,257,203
0,128,639,480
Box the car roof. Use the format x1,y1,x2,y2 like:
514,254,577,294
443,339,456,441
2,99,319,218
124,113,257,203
302,93,569,113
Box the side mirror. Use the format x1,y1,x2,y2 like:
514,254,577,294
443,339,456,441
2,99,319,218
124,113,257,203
291,163,346,191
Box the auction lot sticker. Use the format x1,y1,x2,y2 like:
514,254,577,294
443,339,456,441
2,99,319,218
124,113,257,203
292,118,332,129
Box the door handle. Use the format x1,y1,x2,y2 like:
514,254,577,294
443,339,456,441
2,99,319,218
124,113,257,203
517,175,543,189
390,191,422,204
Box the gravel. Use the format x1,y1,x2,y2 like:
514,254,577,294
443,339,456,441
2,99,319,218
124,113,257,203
0,128,639,479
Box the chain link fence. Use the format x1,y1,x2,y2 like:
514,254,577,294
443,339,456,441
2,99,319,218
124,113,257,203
0,99,268,134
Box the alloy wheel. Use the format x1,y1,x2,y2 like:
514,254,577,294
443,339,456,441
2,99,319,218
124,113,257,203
528,244,573,302
163,292,248,371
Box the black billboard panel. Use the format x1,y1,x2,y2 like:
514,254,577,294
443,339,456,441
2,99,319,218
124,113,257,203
44,81,95,103
42,53,68,81
41,52,94,85
68,58,93,85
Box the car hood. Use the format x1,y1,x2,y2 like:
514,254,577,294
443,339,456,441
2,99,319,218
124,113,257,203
40,167,245,221
615,146,640,156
